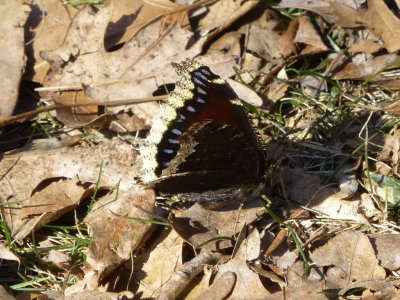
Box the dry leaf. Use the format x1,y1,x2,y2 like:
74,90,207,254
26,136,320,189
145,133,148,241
171,200,263,250
3,179,90,241
277,19,298,57
40,1,239,127
348,39,383,54
157,250,221,299
214,228,270,298
193,272,236,300
42,250,72,271
105,0,188,49
329,0,400,53
301,75,327,96
365,172,400,205
280,0,400,53
267,67,289,102
332,53,400,80
44,289,132,300
226,78,263,107
310,231,386,286
197,0,258,38
294,15,328,54
0,139,140,240
267,280,328,300
0,1,29,117
134,229,183,298
369,234,400,271
244,9,287,61
340,278,400,299
24,1,78,82
85,187,155,280
281,167,369,224
0,243,20,265
0,286,14,300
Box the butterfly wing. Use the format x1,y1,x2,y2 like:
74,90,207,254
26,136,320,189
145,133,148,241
140,60,266,201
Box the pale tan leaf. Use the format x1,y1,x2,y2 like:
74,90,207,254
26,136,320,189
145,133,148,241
44,289,133,300
225,78,263,107
24,1,78,82
0,243,20,265
134,228,183,298
85,187,155,279
349,39,383,54
294,15,328,53
267,280,328,300
106,0,188,48
0,286,14,300
0,1,30,117
197,0,258,38
42,250,72,271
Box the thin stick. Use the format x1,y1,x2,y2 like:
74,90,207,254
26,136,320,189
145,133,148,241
0,95,167,127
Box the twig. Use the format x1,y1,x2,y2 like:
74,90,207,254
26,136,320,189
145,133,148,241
157,250,221,300
0,95,166,127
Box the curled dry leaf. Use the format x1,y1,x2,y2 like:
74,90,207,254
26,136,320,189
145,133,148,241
280,0,400,53
3,178,91,241
85,187,155,280
0,1,29,117
0,139,140,240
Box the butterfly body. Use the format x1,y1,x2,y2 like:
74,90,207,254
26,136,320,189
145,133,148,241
140,60,266,202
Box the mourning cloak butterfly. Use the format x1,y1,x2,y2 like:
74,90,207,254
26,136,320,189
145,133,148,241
140,60,266,202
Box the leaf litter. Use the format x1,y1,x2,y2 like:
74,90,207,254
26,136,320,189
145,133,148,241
1,0,400,299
